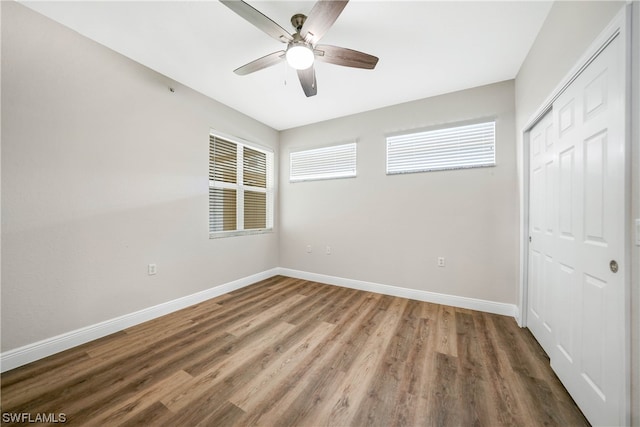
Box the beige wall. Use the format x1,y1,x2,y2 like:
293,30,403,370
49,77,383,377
1,2,279,351
279,80,518,304
513,0,636,422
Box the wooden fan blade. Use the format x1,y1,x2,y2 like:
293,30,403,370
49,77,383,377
220,0,293,43
300,1,349,44
297,66,317,97
314,44,378,69
234,51,286,75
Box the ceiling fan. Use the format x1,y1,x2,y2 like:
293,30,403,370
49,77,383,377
220,0,379,97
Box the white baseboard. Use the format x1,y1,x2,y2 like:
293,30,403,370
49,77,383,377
277,268,519,318
0,268,280,373
1,267,519,372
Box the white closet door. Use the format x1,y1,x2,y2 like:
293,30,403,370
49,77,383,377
528,33,626,426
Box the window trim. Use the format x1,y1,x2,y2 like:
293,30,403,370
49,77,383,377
289,141,357,182
209,131,274,239
385,119,496,175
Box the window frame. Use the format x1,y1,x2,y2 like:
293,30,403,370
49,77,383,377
209,131,274,239
289,141,357,182
385,119,496,175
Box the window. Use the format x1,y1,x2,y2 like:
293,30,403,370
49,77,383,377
386,121,496,174
209,133,274,237
289,142,357,182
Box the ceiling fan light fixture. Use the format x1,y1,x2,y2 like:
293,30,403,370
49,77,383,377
286,43,314,70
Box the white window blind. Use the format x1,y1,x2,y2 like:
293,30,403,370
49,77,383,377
209,133,274,237
290,142,357,182
386,121,496,174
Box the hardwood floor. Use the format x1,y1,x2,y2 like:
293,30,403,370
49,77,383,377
1,276,589,426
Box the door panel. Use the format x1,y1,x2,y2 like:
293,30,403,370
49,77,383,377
528,110,555,355
556,262,576,362
583,131,607,244
559,146,575,238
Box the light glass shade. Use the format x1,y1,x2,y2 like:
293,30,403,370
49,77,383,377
286,44,314,70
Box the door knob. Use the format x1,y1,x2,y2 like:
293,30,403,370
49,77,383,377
610,260,619,273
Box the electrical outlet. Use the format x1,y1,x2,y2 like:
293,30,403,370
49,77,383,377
148,264,157,275
326,245,331,255
437,257,445,267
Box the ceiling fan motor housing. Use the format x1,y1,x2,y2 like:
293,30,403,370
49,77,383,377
291,13,307,31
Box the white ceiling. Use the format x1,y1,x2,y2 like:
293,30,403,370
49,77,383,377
20,1,553,130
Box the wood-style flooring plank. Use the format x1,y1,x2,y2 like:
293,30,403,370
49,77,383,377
349,298,421,427
455,311,492,426
228,321,336,412
161,321,296,413
435,304,458,357
86,369,193,426
428,351,461,426
226,294,306,337
310,297,408,427
0,275,589,427
475,311,527,426
237,291,385,426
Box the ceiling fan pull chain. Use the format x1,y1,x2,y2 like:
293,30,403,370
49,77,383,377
284,61,288,86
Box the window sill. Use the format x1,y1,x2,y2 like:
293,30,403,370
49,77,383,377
209,228,274,239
